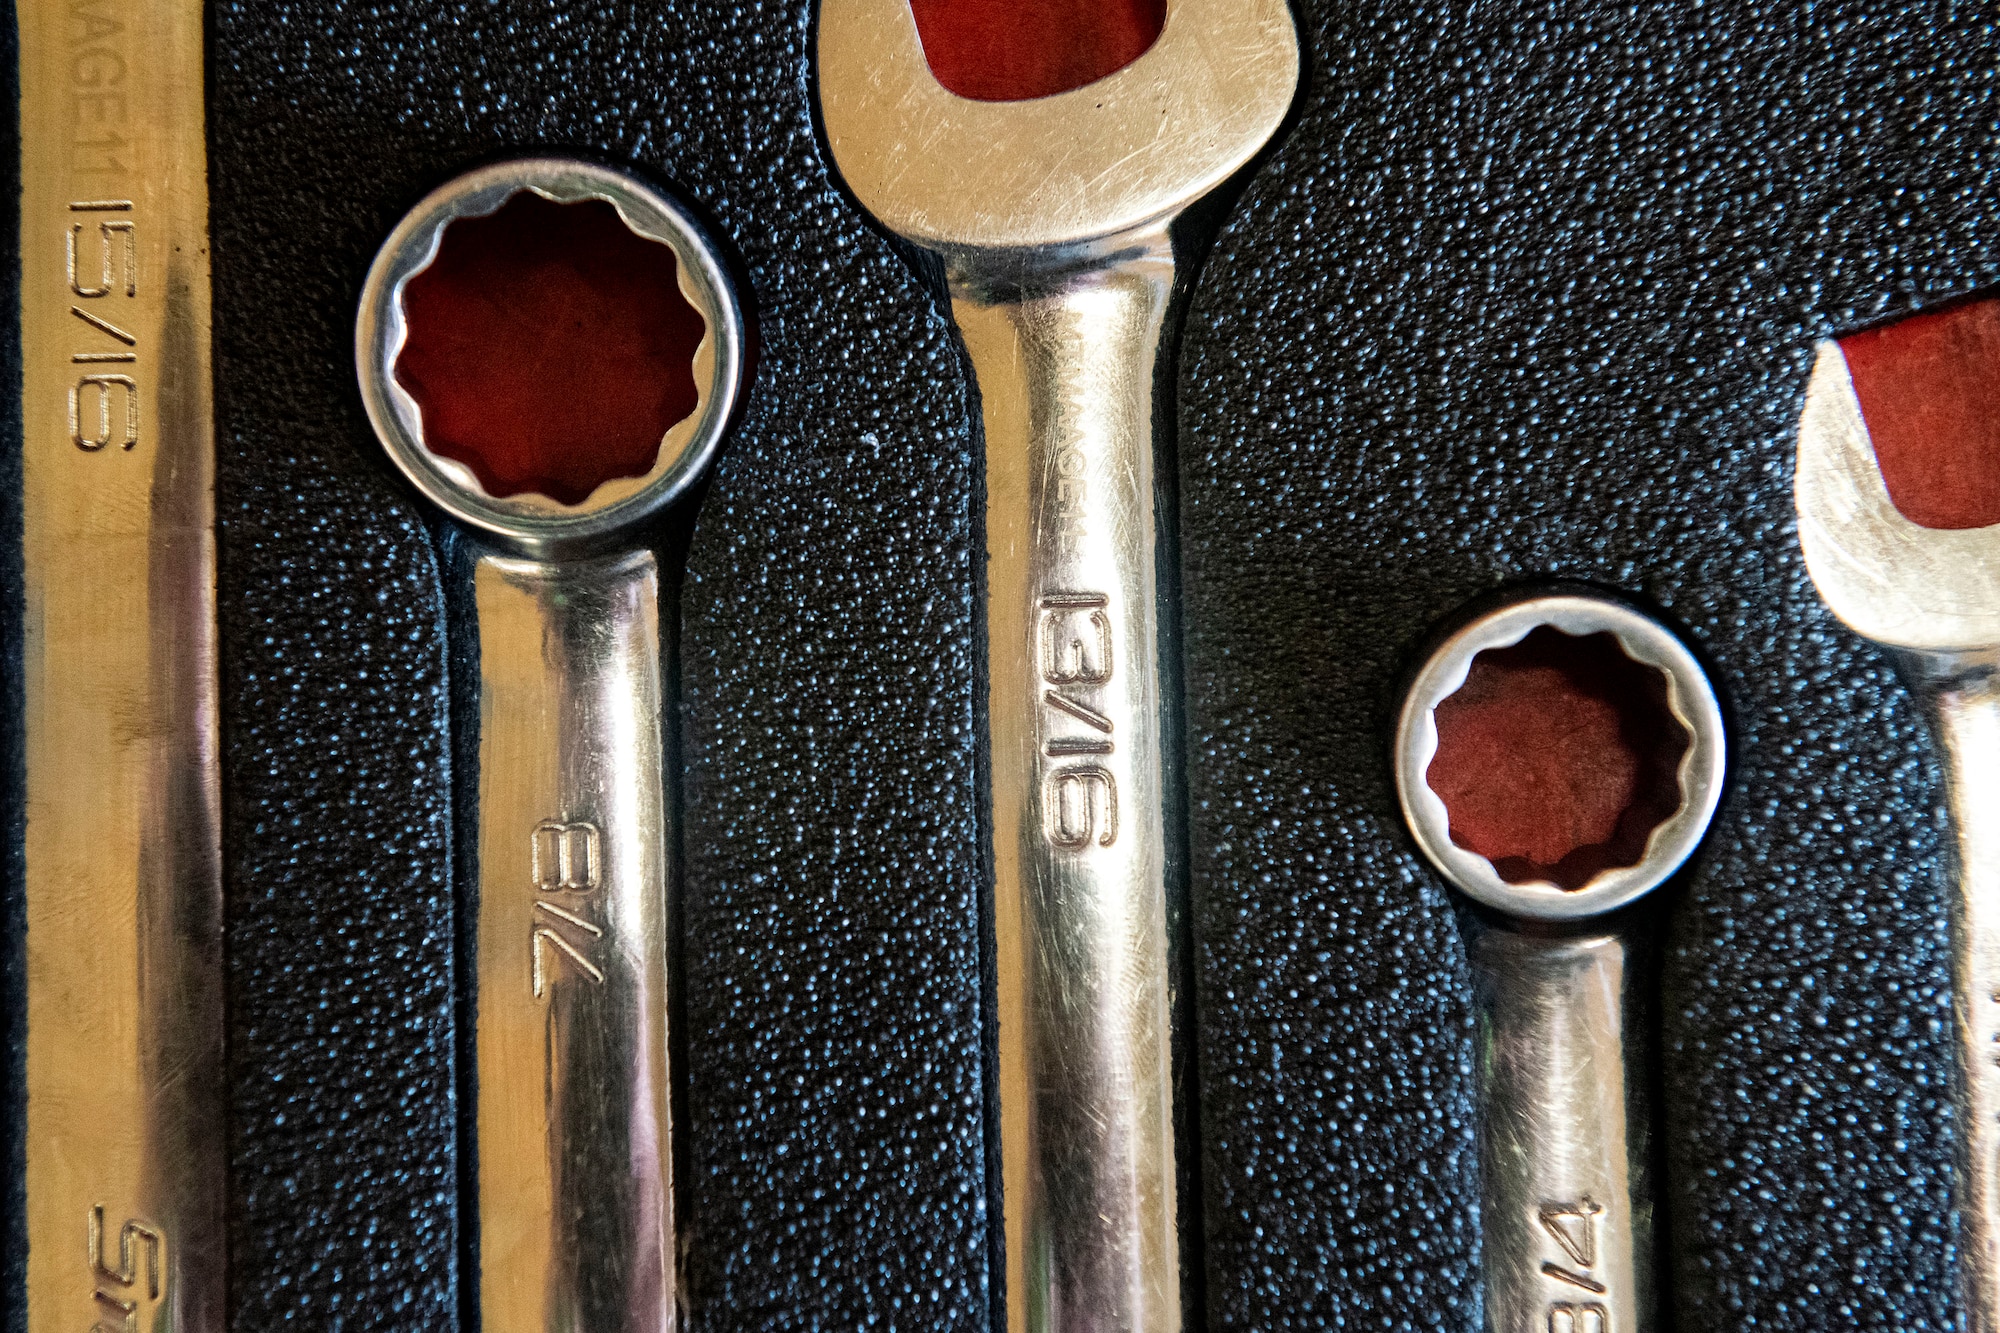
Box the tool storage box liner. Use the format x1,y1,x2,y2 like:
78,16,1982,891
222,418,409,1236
2,0,1996,1328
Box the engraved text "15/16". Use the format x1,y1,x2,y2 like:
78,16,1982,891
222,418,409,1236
66,200,140,452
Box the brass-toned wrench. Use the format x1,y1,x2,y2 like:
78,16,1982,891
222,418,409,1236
1796,337,2000,1331
20,0,225,1326
357,160,743,1332
1395,593,1726,1333
819,9,1297,1330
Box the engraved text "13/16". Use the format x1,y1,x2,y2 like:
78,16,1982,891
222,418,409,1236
1039,592,1117,851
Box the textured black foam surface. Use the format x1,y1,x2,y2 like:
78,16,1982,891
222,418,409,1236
207,1,987,1327
182,0,2000,1328
1177,1,1997,1328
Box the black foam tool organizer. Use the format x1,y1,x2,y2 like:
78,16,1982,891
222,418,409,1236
1176,2,1998,1329
203,0,986,1328
1,0,1993,1329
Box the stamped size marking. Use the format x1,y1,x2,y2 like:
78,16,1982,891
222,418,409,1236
26,0,222,1327
1546,1304,1608,1333
65,201,139,451
1042,594,1110,685
1538,1198,1609,1331
531,820,607,996
1038,592,1119,849
69,215,135,297
533,819,599,890
88,1205,163,1333
1047,766,1118,849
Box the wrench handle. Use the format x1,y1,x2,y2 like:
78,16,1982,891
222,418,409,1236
1469,925,1654,1333
1925,661,2000,1333
472,549,677,1332
954,235,1181,1333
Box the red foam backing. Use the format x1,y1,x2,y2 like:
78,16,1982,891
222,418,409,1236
1841,296,2000,531
907,0,1166,102
1426,626,1688,891
395,191,705,506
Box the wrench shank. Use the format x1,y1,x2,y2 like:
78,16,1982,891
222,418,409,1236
1918,657,2000,1333
473,551,676,1332
957,236,1179,1333
1470,926,1653,1333
20,0,226,1326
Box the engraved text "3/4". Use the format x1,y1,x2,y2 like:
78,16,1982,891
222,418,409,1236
1539,1198,1609,1333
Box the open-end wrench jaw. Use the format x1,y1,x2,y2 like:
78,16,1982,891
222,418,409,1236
1795,332,2000,868
817,0,1298,264
1796,334,2000,1333
1797,339,2000,656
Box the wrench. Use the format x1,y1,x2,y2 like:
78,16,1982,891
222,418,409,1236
357,159,743,1332
1796,329,2000,1332
19,0,226,1326
1395,592,1726,1333
818,6,1297,1329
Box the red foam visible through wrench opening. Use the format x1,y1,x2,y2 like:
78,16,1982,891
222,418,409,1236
908,0,1166,102
395,191,705,506
1426,626,1688,892
1841,296,2000,531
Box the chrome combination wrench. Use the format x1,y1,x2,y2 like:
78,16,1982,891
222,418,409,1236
19,0,225,1325
1796,316,2000,1331
1396,592,1726,1333
357,159,743,1332
818,5,1298,1328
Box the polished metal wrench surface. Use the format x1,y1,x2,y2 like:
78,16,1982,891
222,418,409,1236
1796,342,2000,1332
358,160,742,1331
1469,925,1652,1333
1396,594,1727,1333
467,551,676,1328
18,0,226,1326
819,9,1297,1330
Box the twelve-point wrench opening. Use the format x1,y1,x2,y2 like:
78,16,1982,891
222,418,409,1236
1395,593,1726,922
357,157,742,552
